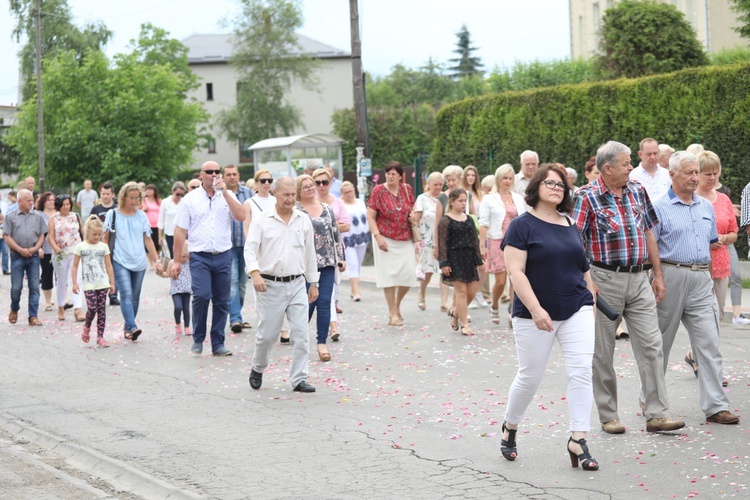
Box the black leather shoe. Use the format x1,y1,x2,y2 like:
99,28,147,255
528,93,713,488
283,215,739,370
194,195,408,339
249,369,263,390
230,322,243,333
293,380,316,393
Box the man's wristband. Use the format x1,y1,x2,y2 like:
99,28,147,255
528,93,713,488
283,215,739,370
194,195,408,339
309,282,319,287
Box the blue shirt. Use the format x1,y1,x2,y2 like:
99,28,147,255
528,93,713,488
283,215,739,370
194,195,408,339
501,212,594,321
103,209,152,271
330,178,343,198
652,188,718,264
230,186,252,248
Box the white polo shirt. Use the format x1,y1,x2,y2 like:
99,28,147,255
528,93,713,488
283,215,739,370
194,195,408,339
630,164,672,202
174,186,238,253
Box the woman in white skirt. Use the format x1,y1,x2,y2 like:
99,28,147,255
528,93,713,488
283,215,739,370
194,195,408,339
366,161,418,326
340,181,370,301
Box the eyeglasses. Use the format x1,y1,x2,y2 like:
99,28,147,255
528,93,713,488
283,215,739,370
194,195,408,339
202,169,221,175
174,192,185,197
301,184,316,191
542,180,566,191
189,185,199,190
257,178,273,184
315,180,330,186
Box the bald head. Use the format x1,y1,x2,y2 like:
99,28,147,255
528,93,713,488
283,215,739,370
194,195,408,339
202,160,220,170
275,176,295,191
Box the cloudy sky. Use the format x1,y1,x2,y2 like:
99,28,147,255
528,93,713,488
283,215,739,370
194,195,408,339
0,0,571,106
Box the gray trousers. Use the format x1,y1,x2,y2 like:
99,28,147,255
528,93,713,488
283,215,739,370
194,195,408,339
657,266,730,417
252,277,310,388
728,243,742,307
591,267,669,423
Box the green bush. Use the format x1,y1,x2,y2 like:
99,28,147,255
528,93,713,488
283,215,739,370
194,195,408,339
431,62,750,199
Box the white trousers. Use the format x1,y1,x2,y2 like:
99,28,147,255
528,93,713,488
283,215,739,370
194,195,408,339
344,245,367,279
505,306,595,431
53,253,82,309
252,277,310,388
330,282,338,323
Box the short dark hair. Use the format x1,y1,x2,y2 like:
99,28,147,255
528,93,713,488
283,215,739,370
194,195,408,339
54,194,72,211
99,181,114,193
584,156,597,174
524,163,573,213
384,161,403,176
223,163,238,173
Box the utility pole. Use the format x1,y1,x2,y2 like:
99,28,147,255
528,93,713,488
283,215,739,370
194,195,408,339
349,0,370,199
35,0,46,192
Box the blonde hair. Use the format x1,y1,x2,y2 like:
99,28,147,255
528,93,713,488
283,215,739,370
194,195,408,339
494,163,515,191
698,150,721,174
295,174,315,200
425,171,444,192
686,143,705,155
312,168,331,180
481,175,494,190
85,214,103,234
117,182,142,208
340,180,356,194
253,169,272,182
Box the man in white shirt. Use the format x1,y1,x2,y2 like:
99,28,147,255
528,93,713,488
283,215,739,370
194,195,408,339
514,150,539,196
76,179,98,219
630,138,671,201
244,177,319,393
172,161,245,357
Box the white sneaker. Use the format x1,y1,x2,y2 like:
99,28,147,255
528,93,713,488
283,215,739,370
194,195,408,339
732,315,750,326
477,296,489,308
468,299,479,309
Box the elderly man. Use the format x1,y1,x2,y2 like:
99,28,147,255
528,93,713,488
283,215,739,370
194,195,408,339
651,152,740,425
573,141,685,434
172,161,245,356
514,150,539,196
3,189,47,326
657,144,674,169
630,138,671,201
76,179,98,219
222,164,253,333
244,177,319,393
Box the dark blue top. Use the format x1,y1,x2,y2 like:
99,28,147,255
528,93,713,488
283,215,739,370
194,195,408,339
501,212,594,321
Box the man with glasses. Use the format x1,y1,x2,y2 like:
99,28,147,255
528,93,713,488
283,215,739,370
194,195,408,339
222,164,253,333
173,161,246,356
573,140,684,435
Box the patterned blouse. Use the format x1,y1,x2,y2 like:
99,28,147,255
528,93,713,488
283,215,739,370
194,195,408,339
170,260,192,295
297,202,344,269
52,213,82,256
367,183,415,241
342,199,371,248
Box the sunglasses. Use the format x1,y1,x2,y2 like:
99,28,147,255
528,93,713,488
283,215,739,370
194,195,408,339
257,178,273,184
202,169,221,175
189,185,199,190
314,180,330,186
174,192,185,197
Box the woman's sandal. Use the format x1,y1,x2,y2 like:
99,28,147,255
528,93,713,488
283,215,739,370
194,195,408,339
461,325,476,336
81,326,91,343
448,309,459,331
490,308,500,324
684,352,698,378
567,437,599,471
501,422,517,461
317,346,331,362
74,309,85,322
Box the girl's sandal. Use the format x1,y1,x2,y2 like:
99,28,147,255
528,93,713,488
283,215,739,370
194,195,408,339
81,326,91,343
96,337,110,348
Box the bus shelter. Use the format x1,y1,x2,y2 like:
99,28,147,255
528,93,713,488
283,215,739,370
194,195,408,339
248,133,345,179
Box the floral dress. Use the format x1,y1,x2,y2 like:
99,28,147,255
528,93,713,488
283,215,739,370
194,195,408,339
52,213,82,259
414,192,440,274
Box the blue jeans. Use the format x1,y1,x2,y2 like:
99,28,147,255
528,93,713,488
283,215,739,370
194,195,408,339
0,239,9,273
228,246,247,325
112,261,146,332
190,251,232,350
10,252,40,318
307,266,335,344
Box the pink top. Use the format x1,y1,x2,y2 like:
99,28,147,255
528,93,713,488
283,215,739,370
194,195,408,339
711,192,738,279
327,197,351,226
142,198,161,228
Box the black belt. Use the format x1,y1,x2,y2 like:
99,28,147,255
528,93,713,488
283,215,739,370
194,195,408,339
592,261,652,273
661,260,709,271
260,273,302,282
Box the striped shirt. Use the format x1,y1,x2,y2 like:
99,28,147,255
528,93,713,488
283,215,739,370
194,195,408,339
572,178,659,266
740,181,750,229
652,189,718,264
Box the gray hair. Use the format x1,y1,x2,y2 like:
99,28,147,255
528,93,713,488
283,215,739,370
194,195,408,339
520,150,539,163
686,143,704,155
658,144,675,156
481,175,494,190
305,159,321,170
596,141,631,171
17,188,33,201
442,165,464,180
172,181,186,192
566,167,578,182
669,151,699,172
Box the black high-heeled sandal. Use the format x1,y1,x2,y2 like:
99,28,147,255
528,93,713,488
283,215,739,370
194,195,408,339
567,437,599,471
501,422,517,461
448,309,459,331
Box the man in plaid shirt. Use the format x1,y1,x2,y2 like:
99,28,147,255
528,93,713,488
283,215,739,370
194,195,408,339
572,140,685,435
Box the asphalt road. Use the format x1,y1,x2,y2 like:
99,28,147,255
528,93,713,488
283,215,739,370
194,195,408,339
0,270,748,499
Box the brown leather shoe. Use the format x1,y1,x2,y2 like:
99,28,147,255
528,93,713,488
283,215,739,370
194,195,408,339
28,316,43,326
706,411,740,425
601,419,625,434
9,310,18,324
646,417,685,432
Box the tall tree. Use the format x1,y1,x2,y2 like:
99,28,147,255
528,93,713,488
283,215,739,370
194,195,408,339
7,25,208,188
10,0,111,101
448,25,484,79
730,0,750,39
597,0,707,79
216,0,319,150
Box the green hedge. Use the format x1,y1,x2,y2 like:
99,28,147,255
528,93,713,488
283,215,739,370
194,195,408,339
431,62,750,197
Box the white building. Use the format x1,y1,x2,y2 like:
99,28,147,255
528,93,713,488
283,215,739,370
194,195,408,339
570,0,747,59
183,33,354,170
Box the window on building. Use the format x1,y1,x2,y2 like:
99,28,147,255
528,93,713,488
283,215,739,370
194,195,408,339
208,139,216,154
239,142,252,163
206,83,214,101
593,2,600,32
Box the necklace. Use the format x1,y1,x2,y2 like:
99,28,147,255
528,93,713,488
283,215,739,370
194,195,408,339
387,185,403,211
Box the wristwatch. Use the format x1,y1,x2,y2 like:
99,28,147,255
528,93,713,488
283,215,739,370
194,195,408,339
309,282,319,287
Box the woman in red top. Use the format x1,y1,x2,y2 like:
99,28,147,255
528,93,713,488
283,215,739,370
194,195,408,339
142,184,161,270
366,161,419,326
